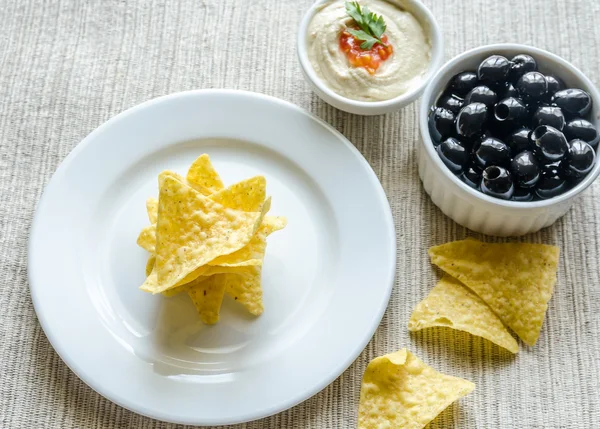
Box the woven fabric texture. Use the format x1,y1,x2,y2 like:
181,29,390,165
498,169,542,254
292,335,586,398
1,0,599,427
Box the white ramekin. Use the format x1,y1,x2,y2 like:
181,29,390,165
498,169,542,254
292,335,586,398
297,0,443,115
418,44,600,237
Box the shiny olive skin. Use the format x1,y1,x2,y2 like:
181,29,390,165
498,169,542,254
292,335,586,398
455,102,488,138
564,119,599,148
462,164,482,189
563,139,595,177
510,150,540,187
531,125,569,163
436,137,470,174
437,93,464,114
509,54,537,82
450,71,479,97
477,55,511,85
507,127,532,155
545,75,564,98
481,166,514,199
464,86,497,108
494,97,528,124
517,72,548,102
430,52,598,202
512,187,534,202
502,82,520,99
535,163,567,199
532,106,565,130
552,88,593,117
473,137,511,169
428,107,455,143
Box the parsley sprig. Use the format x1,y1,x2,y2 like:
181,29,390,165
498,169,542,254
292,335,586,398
344,1,387,50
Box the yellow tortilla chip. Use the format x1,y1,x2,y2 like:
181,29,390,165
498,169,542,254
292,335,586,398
186,154,224,195
408,275,519,353
158,216,286,305
137,225,156,253
223,266,263,315
150,173,262,293
145,256,155,277
146,197,158,224
220,216,287,314
138,177,270,262
429,239,560,346
209,215,285,266
358,348,474,429
209,176,267,212
160,265,255,297
187,275,227,324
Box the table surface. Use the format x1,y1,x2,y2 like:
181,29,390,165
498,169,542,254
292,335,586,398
2,0,600,428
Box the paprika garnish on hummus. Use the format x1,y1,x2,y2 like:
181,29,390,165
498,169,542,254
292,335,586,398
307,0,431,102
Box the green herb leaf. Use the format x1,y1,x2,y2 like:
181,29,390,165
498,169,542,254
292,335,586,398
344,1,387,48
368,13,386,39
347,29,380,50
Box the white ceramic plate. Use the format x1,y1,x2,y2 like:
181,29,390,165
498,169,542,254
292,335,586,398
28,90,395,425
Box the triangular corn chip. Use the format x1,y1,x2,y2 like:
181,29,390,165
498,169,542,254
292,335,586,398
137,225,156,253
137,179,270,260
160,216,286,307
151,173,262,292
408,275,519,353
187,275,228,324
358,348,475,429
146,197,158,224
221,216,287,314
186,154,224,195
209,176,266,212
210,215,284,266
429,239,559,346
160,265,256,297
145,255,155,277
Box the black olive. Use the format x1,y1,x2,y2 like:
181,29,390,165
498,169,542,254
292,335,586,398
477,55,511,85
512,187,534,202
481,166,514,199
545,75,564,98
507,127,533,155
510,150,540,188
428,107,455,143
455,103,488,138
531,125,569,163
436,137,470,174
494,97,528,124
464,86,498,108
516,72,548,102
437,93,465,115
564,118,599,148
462,164,482,189
563,139,595,177
473,137,511,169
535,163,568,199
502,82,520,99
552,88,593,117
509,54,537,82
531,106,565,130
450,72,479,97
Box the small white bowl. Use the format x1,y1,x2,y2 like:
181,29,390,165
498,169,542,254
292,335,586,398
418,43,600,237
297,0,443,115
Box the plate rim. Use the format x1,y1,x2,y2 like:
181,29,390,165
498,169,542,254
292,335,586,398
28,89,396,425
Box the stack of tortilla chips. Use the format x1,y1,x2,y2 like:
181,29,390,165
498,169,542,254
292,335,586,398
136,154,286,324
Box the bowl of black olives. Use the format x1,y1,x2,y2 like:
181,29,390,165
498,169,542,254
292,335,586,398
419,44,600,236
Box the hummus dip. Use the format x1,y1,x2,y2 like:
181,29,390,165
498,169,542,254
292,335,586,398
307,0,431,102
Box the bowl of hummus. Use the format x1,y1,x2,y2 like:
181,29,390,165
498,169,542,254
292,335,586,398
298,0,443,115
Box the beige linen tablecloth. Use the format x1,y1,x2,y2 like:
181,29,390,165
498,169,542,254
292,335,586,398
1,0,599,427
